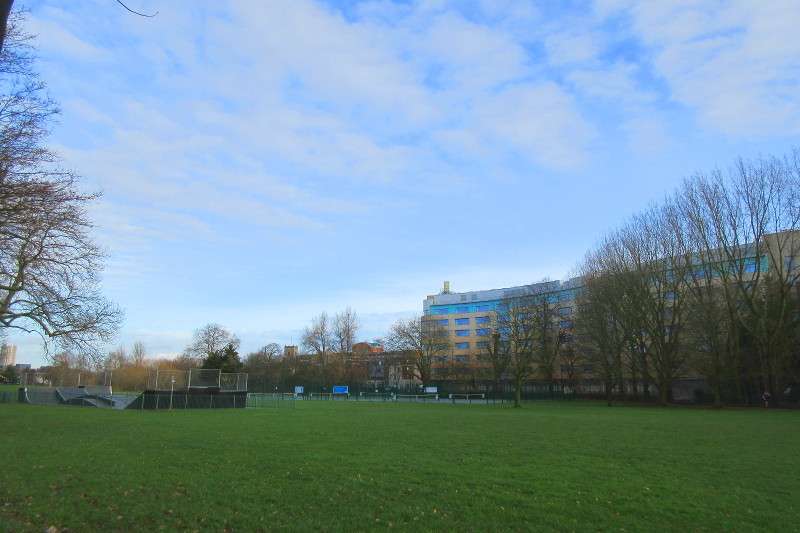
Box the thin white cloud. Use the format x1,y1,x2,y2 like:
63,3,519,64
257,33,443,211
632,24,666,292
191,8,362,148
545,30,600,66
27,15,112,62
605,0,800,136
474,82,596,170
12,0,799,369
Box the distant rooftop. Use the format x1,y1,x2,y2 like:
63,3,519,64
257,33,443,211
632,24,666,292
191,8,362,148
424,277,583,312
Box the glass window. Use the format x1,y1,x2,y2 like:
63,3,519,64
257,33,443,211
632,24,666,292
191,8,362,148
434,319,449,326
558,293,573,301
476,328,490,336
456,354,469,362
475,316,490,324
476,304,491,311
557,307,572,316
476,341,490,349
456,306,470,313
455,318,470,325
455,342,469,350
558,320,572,329
434,308,450,315
455,330,470,337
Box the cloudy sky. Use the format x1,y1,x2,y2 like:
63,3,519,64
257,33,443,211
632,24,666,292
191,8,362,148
9,0,800,367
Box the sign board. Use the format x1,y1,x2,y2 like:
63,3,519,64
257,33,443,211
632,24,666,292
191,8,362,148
424,386,438,393
333,386,349,394
294,386,304,394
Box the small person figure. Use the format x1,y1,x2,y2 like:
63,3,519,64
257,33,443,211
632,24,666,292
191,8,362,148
762,391,771,408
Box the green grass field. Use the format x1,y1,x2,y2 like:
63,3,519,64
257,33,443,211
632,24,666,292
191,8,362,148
0,400,798,532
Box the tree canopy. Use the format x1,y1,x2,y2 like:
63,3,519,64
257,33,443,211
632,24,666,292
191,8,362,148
0,12,122,362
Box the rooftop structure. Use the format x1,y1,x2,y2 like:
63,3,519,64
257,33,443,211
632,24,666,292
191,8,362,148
424,278,583,316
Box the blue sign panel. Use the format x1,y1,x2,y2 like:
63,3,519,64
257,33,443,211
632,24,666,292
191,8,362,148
333,386,349,394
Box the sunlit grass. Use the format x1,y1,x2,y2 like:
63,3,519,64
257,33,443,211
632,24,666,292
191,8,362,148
0,401,797,532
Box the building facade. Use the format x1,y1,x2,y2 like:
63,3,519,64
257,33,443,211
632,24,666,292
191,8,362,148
420,230,800,400
423,278,582,364
0,344,17,368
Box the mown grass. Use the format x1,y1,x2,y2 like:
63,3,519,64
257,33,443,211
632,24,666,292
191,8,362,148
0,401,798,532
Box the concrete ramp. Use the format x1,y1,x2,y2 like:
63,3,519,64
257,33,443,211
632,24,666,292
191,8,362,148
55,388,115,408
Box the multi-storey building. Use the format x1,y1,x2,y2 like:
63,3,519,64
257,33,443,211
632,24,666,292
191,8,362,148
0,344,17,368
420,230,800,400
423,278,583,377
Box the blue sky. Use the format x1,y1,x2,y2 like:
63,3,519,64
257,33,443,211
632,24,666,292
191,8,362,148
9,0,800,367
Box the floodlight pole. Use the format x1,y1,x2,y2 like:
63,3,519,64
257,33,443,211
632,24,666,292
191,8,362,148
169,377,175,410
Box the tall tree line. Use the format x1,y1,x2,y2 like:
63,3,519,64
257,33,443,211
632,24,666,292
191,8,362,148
577,150,800,407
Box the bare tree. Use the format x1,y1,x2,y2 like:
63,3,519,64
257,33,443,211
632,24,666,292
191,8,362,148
102,346,128,373
0,0,12,52
173,352,202,371
385,314,450,388
676,152,800,403
476,317,511,396
0,14,122,362
574,268,629,406
182,323,240,364
243,342,282,384
332,307,359,354
301,312,333,356
494,293,541,408
580,202,692,406
530,288,570,394
130,341,147,367
576,150,800,407
302,311,344,384
0,2,160,53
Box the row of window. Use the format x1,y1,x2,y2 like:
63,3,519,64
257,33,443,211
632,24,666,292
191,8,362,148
434,316,491,326
442,321,574,337
434,304,493,315
454,328,493,336
455,341,492,350
432,294,575,315
454,336,574,350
